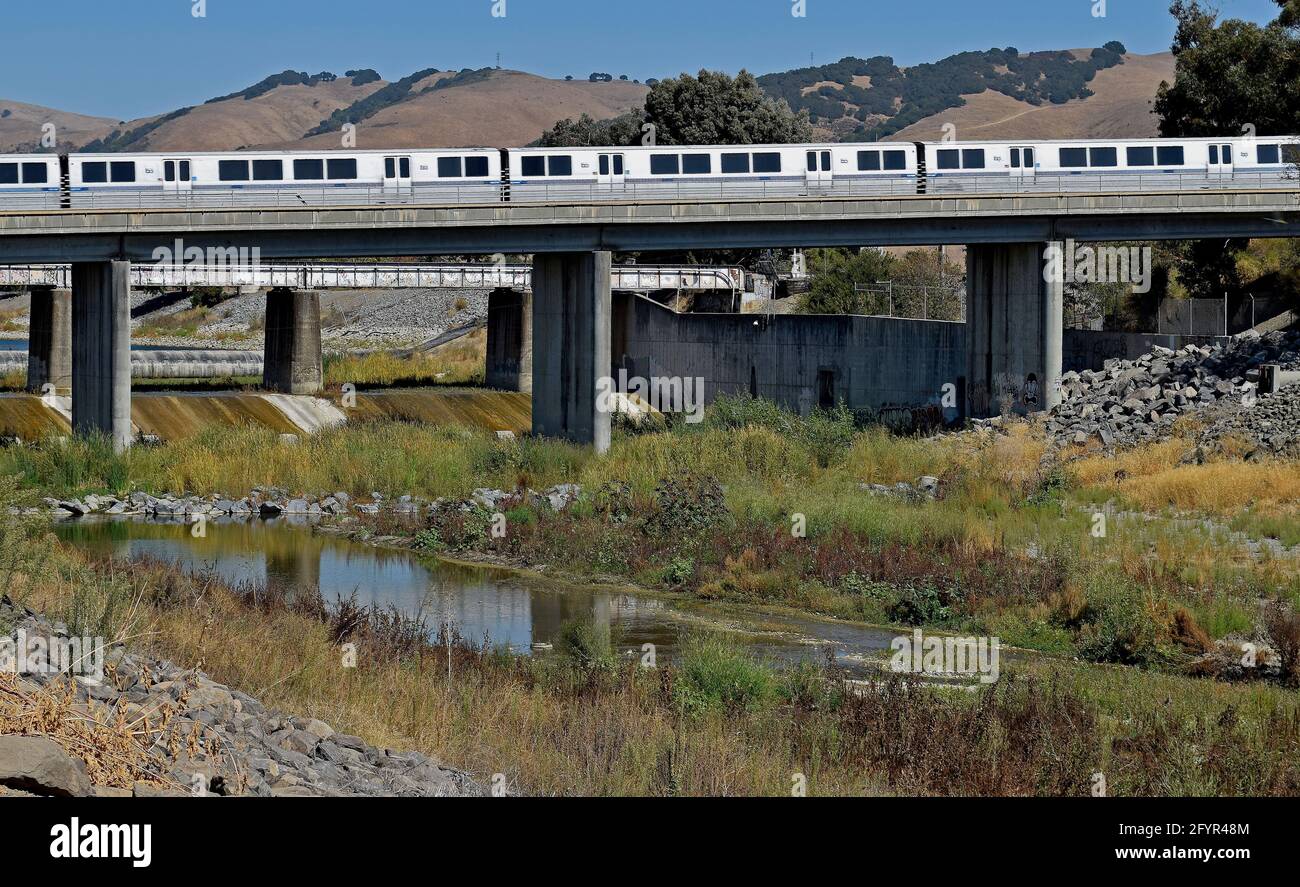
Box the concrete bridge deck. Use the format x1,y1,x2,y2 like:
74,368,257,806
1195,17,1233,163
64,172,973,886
2,188,1299,262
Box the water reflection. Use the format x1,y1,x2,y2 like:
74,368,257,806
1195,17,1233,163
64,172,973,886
56,517,904,674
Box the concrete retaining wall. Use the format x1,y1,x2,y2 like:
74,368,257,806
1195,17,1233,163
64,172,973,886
616,294,965,423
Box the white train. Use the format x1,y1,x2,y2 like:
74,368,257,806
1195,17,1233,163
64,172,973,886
1,136,1296,210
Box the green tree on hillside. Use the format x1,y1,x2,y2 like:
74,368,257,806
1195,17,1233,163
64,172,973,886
534,70,813,147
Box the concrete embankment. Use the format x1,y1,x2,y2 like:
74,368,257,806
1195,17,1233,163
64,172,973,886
0,387,529,442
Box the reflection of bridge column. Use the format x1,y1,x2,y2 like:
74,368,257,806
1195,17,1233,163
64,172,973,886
27,285,72,394
531,252,611,453
262,288,323,395
71,263,132,451
485,287,533,393
965,243,1062,419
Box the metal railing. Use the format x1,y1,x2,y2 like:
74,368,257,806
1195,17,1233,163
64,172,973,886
1,170,1294,214
0,262,745,293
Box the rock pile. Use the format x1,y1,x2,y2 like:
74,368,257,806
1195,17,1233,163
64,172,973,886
40,485,583,522
0,597,481,797
1044,329,1300,451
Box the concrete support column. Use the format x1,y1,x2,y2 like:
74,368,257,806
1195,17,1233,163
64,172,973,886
71,262,132,451
485,287,533,393
26,285,72,394
965,242,1063,418
531,251,611,453
263,288,323,395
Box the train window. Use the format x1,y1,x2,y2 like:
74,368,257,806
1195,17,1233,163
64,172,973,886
110,162,136,183
821,151,832,171
650,155,680,176
682,154,711,175
1127,146,1155,166
521,156,545,177
1257,144,1281,164
0,163,17,185
466,157,488,177
81,162,107,183
1010,149,1020,169
599,155,609,175
294,159,324,180
400,157,411,177
613,155,624,175
437,157,462,178
1156,146,1185,166
164,161,175,182
1059,148,1088,168
547,156,572,176
962,149,985,169
1089,147,1118,168
253,160,283,181
180,161,191,181
723,153,751,174
806,151,817,171
22,163,48,184
1221,144,1232,165
936,149,959,170
857,151,880,171
883,150,906,171
752,153,781,173
219,160,250,182
327,159,358,180
386,158,397,178
1208,145,1219,164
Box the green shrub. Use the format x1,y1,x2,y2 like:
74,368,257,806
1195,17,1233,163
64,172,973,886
673,634,778,716
886,583,952,626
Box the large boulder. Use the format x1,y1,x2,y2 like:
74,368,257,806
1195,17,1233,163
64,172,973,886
0,736,94,797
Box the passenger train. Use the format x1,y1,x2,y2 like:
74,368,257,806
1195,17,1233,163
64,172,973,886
1,136,1296,210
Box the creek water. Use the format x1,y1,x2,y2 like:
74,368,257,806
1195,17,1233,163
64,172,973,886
55,516,907,676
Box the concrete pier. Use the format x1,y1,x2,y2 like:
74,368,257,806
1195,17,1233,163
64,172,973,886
485,287,533,393
71,262,132,451
531,252,611,453
26,286,72,394
965,242,1063,418
263,288,323,395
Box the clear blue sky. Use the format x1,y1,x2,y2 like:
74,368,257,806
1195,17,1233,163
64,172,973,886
11,0,1284,119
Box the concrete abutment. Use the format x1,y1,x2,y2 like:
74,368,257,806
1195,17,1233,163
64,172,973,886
965,242,1063,418
530,252,611,453
71,262,132,452
263,288,323,396
26,285,72,394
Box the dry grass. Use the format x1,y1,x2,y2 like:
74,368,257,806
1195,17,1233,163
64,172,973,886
324,330,486,389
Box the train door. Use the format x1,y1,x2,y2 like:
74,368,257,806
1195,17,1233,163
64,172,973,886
163,159,192,195
1207,143,1233,182
597,153,625,192
383,156,413,198
805,149,833,190
1009,146,1036,188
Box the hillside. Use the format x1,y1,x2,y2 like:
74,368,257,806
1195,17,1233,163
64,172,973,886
0,47,1170,154
281,70,648,150
885,52,1174,142
0,100,116,153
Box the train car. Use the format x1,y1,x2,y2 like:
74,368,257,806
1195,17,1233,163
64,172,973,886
505,143,921,202
0,154,63,210
921,136,1300,194
66,149,502,208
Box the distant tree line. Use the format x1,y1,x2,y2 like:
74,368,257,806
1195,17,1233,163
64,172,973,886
757,43,1127,140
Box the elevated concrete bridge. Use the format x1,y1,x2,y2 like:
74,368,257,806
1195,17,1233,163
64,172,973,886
3,186,1299,452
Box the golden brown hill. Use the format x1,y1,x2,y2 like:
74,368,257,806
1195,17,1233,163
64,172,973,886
101,78,391,152
276,70,648,150
884,53,1175,143
0,100,116,153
